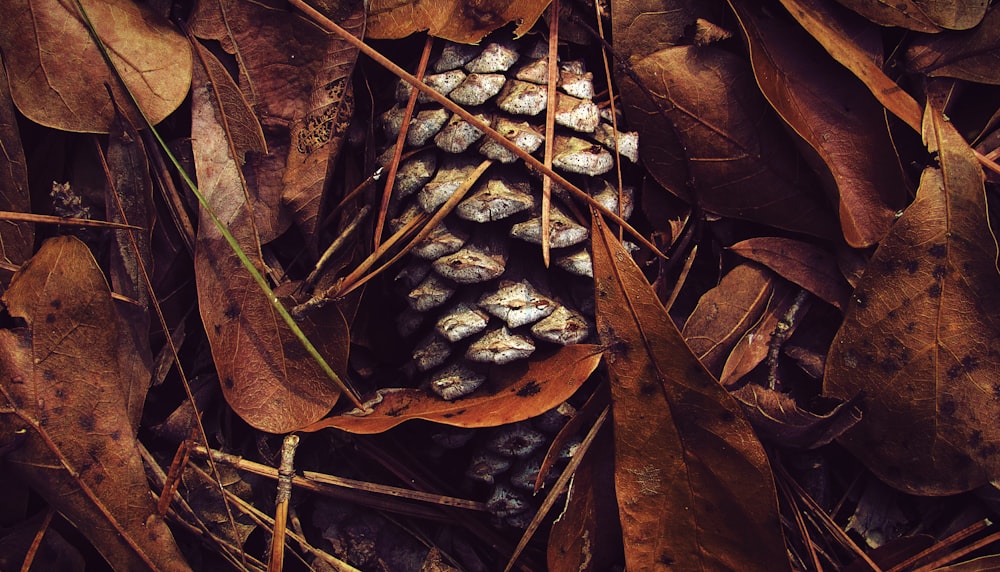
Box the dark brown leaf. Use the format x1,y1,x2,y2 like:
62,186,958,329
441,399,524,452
190,0,362,246
906,5,1000,85
592,211,789,571
729,237,852,310
832,0,986,31
730,3,908,247
732,385,861,449
191,43,348,434
0,60,32,289
0,236,190,571
824,103,1000,495
366,0,548,44
621,45,840,238
0,0,191,133
301,345,601,434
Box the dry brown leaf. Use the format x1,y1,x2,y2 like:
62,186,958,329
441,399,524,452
717,282,803,387
190,0,362,246
729,237,852,310
191,43,348,434
732,385,861,449
832,0,987,31
611,0,706,60
0,236,190,571
592,211,789,571
366,0,549,43
0,60,31,289
300,345,601,434
0,0,191,133
730,2,908,247
825,102,1000,495
621,44,840,238
906,5,1000,85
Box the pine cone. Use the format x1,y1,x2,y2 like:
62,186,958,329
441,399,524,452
378,37,638,401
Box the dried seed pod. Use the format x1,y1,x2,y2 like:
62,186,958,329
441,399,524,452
464,42,520,73
476,117,544,163
434,42,480,72
554,248,593,278
457,175,536,223
428,362,486,400
450,73,507,106
412,333,452,371
466,451,512,484
478,280,557,328
434,113,489,153
436,301,490,342
407,273,456,312
419,156,482,213
509,203,589,248
432,234,508,284
411,221,469,260
486,482,530,518
465,326,535,364
530,305,590,345
497,80,547,116
486,422,547,458
551,135,614,176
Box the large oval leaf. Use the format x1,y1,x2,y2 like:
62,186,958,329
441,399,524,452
825,103,1000,495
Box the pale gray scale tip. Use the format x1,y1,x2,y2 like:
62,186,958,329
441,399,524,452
435,113,489,153
477,118,544,163
497,80,547,116
429,362,486,400
406,108,451,146
410,221,469,260
393,150,438,198
594,123,640,163
478,281,557,328
486,482,530,518
436,301,490,342
418,156,482,213
434,42,480,72
412,333,452,372
555,93,601,133
509,204,590,248
432,242,507,284
551,135,614,176
486,422,547,458
465,326,535,364
554,248,593,278
590,181,636,220
530,305,591,345
465,42,520,73
514,57,548,84
456,176,536,222
466,451,512,484
407,273,456,312
449,73,506,107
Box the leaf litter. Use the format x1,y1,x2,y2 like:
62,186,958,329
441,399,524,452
2,0,1000,569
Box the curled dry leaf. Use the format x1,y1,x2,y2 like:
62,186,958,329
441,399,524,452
732,384,862,450
729,237,852,310
0,61,32,288
621,44,839,239
730,2,908,247
906,6,1000,85
0,0,191,133
366,0,549,44
300,345,601,434
592,212,789,571
190,0,363,245
831,0,987,32
825,103,1000,495
0,236,190,572
191,43,349,434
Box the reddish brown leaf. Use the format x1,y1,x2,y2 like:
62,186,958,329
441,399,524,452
732,385,861,449
191,44,348,434
300,345,601,434
190,0,363,245
591,212,789,571
547,427,621,572
730,3,908,247
832,0,986,31
0,0,191,133
621,45,840,238
779,0,923,132
0,236,190,571
906,6,1000,85
0,61,32,289
682,263,780,378
729,237,852,310
824,103,1000,495
366,0,548,43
